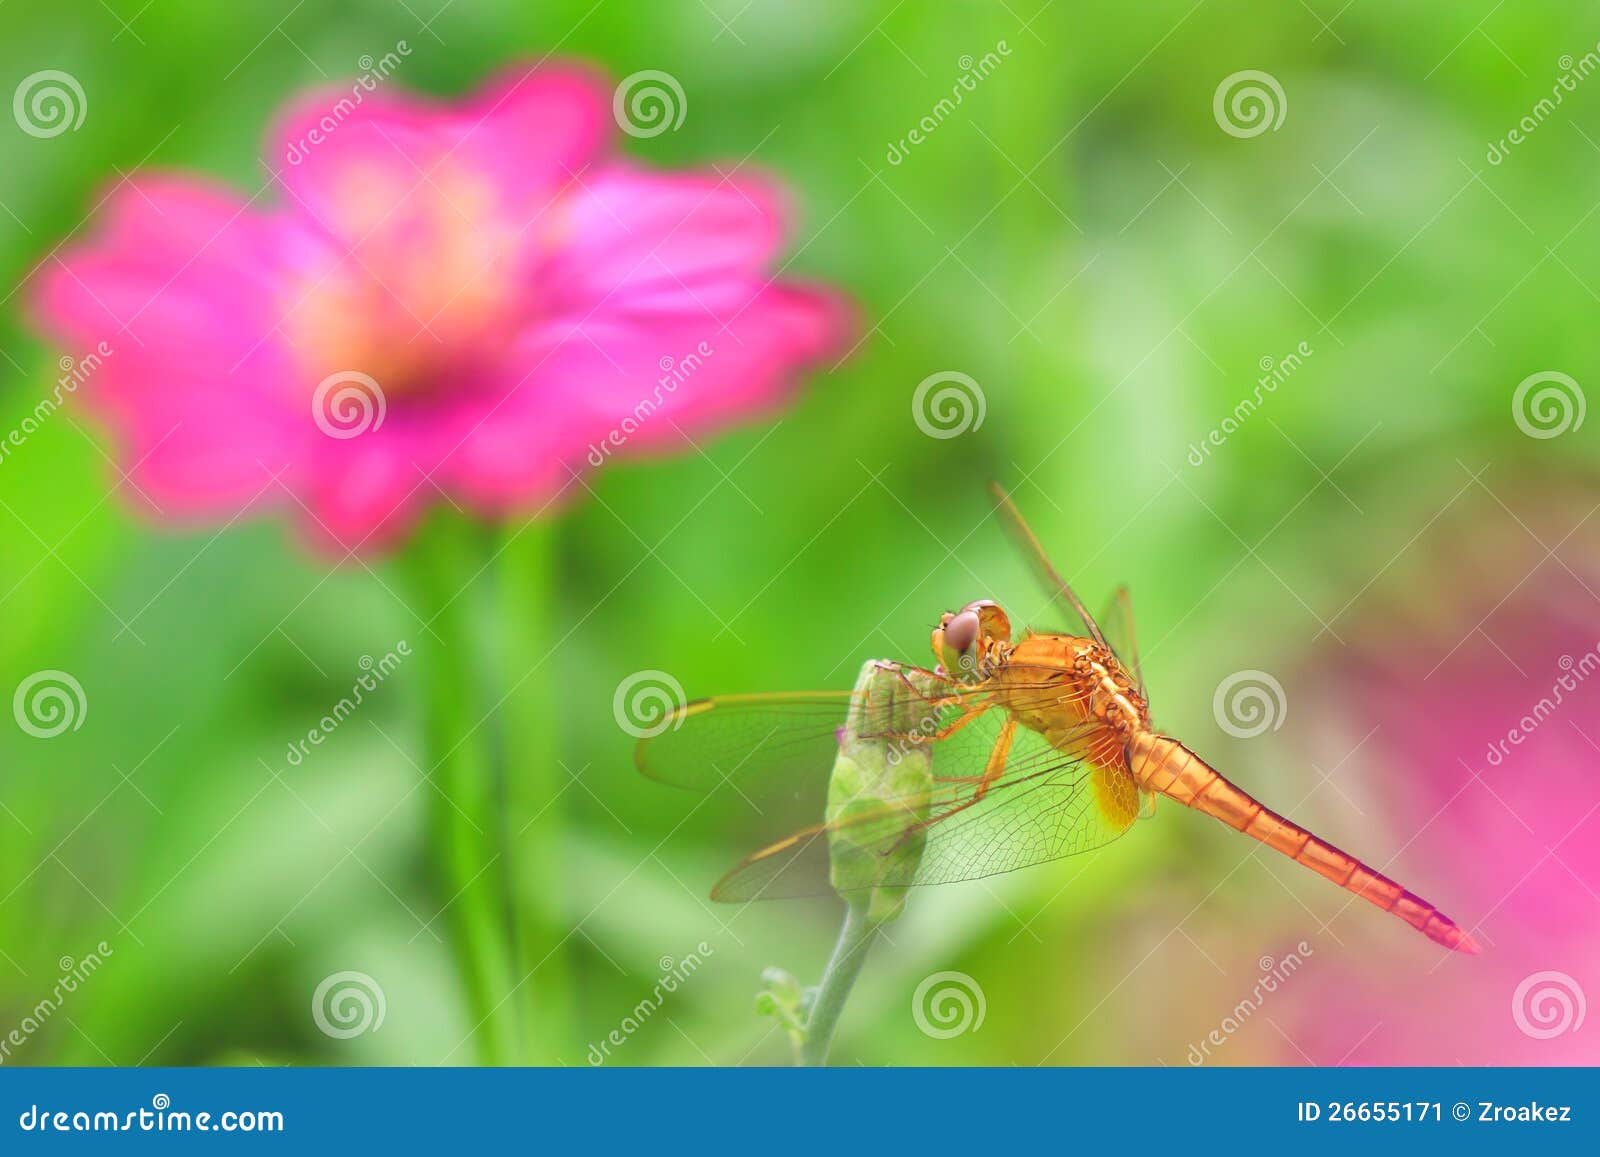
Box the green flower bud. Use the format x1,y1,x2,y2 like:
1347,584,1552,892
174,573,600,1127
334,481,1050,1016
825,661,943,923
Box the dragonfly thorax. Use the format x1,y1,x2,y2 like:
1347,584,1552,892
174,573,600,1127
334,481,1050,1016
1062,639,1149,735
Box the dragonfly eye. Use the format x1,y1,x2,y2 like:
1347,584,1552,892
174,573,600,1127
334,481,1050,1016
963,599,1012,645
943,610,980,655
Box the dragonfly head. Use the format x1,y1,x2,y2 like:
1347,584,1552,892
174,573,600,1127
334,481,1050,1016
932,599,1011,682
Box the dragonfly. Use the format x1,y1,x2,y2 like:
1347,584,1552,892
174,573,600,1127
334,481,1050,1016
637,484,1479,954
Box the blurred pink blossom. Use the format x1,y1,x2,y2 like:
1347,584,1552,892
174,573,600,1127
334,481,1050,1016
1286,495,1600,1065
31,63,850,552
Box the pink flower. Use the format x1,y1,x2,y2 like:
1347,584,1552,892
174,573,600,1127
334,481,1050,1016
30,63,850,552
1280,490,1600,1065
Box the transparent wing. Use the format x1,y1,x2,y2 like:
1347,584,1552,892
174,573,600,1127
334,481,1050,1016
709,718,1141,901
636,663,1142,901
990,482,1109,646
635,689,862,797
637,662,1097,796
637,662,967,797
989,484,1145,687
1099,584,1144,693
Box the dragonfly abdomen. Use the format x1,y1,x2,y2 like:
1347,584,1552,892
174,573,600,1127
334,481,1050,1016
1126,731,1479,954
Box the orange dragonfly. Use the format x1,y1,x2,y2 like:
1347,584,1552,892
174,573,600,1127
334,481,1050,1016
637,485,1478,953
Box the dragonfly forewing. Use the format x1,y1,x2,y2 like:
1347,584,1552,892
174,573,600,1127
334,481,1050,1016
636,665,1145,902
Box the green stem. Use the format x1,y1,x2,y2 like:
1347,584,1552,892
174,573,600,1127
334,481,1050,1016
494,520,575,1062
401,514,520,1066
798,901,879,1066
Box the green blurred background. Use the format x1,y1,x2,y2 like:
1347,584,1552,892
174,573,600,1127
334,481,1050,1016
2,0,1597,1066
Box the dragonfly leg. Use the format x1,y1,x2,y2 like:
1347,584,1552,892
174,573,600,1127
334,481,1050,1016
873,661,956,704
877,662,979,720
909,703,988,744
892,717,1017,848
969,717,1015,805
863,694,989,747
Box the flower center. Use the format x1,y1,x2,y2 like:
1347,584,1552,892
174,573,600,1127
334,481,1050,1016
286,165,525,400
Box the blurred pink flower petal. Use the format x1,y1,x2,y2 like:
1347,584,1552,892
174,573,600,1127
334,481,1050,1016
1287,492,1600,1065
30,63,852,553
